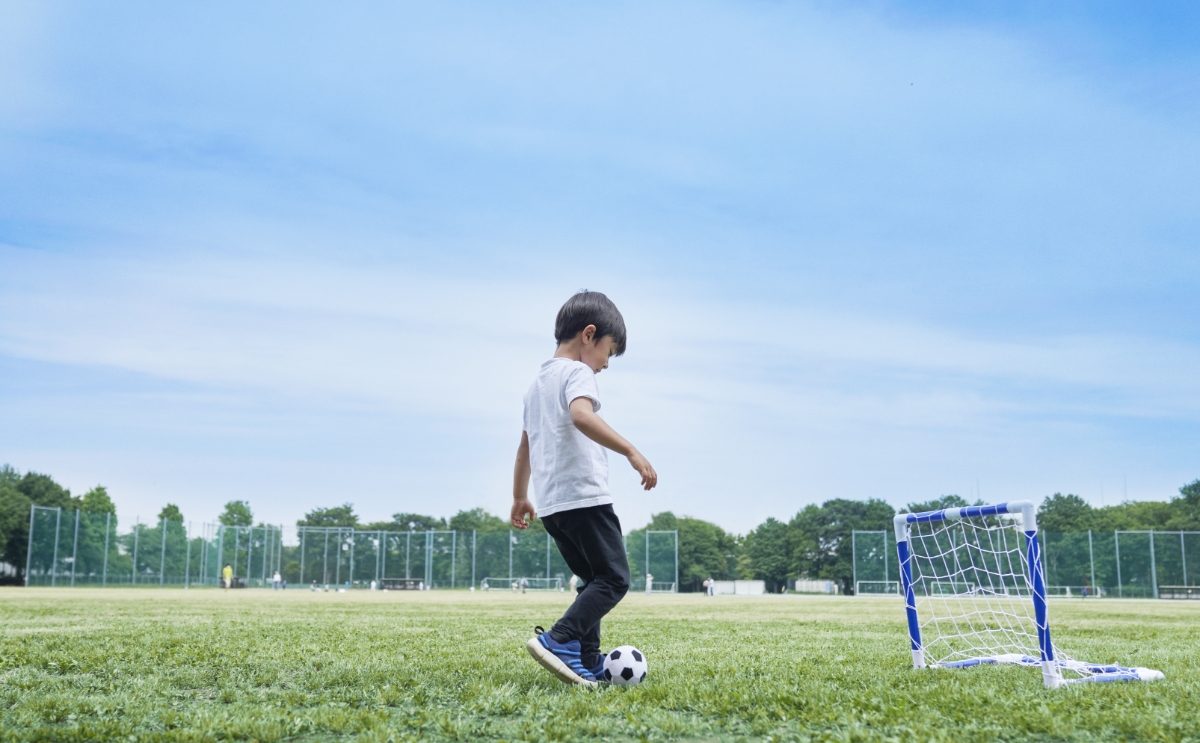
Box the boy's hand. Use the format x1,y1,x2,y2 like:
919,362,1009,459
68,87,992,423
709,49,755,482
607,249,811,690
511,497,536,529
627,449,657,490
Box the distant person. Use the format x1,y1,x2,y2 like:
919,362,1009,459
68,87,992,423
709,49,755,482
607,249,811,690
273,571,282,590
645,573,654,594
568,574,579,593
222,564,233,590
515,291,657,686
520,576,528,594
703,577,712,596
281,579,287,590
310,580,318,592
481,578,489,591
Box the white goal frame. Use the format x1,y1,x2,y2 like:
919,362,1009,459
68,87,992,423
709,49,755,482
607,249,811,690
481,576,562,591
854,580,900,596
895,500,1163,688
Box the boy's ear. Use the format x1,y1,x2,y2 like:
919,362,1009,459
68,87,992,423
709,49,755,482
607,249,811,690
581,324,597,344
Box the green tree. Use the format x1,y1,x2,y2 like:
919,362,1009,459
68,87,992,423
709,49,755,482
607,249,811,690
0,468,32,574
298,504,359,528
633,512,737,592
1,469,81,581
81,486,116,514
1168,479,1200,530
903,494,973,514
448,508,507,532
16,472,75,509
158,504,183,522
219,500,253,527
391,513,446,531
745,517,791,592
789,498,895,594
1037,493,1096,532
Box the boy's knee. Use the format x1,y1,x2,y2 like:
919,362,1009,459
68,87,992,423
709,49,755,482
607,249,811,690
611,571,630,596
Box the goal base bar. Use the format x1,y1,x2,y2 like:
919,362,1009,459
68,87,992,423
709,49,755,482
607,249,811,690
934,653,1164,683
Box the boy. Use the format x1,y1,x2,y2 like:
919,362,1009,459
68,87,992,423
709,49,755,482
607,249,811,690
513,290,657,686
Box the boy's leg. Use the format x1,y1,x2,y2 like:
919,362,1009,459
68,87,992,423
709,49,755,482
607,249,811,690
541,504,630,669
542,516,601,665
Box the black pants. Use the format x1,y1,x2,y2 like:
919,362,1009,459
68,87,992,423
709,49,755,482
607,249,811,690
541,504,631,668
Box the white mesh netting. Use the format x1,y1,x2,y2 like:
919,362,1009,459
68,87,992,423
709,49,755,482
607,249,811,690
904,510,1163,686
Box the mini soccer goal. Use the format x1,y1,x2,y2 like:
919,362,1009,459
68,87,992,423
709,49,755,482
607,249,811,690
894,500,1164,688
480,576,562,591
855,580,900,596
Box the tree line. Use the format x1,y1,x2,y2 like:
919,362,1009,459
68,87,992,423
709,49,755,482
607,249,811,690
3,463,1196,592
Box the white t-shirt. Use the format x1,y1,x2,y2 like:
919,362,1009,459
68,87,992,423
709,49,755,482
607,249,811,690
523,358,611,517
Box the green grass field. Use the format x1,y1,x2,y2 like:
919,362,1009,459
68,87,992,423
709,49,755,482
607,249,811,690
1,589,1197,742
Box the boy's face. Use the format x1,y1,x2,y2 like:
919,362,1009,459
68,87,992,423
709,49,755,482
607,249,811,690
580,326,619,373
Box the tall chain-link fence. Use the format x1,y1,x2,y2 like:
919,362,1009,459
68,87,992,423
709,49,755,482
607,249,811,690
22,505,678,591
853,529,1200,598
25,506,210,587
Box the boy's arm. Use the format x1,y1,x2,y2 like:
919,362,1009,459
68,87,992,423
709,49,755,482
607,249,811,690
511,431,535,529
569,397,658,490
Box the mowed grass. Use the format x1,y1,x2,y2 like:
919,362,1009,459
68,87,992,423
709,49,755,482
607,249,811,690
1,589,1197,742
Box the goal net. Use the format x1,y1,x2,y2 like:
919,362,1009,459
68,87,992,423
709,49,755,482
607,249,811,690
895,501,1164,688
480,577,562,591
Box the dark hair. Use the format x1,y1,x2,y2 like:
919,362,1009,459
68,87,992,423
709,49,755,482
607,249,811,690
554,290,627,356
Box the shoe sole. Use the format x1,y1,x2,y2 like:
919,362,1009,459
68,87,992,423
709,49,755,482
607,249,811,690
526,637,597,687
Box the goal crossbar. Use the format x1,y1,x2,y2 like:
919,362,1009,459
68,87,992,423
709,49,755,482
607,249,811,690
895,500,1164,688
480,576,562,591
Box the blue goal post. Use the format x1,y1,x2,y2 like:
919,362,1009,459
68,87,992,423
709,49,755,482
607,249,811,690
894,500,1164,688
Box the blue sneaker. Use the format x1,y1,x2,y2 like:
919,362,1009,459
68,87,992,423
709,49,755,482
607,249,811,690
589,653,608,684
525,626,597,686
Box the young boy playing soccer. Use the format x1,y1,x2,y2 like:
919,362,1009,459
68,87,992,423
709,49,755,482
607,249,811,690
513,291,658,686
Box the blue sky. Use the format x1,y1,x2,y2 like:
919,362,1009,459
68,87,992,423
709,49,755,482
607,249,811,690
1,2,1197,534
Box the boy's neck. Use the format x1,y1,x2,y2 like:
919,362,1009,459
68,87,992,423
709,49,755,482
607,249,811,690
553,340,583,362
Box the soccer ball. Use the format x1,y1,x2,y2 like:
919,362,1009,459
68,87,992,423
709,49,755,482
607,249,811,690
602,645,647,686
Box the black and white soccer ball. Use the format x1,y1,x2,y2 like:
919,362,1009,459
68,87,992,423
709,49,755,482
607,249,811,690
602,645,647,686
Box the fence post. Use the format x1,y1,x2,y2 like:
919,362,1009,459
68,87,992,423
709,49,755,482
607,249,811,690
425,531,433,587
1088,530,1096,596
471,530,476,588
508,529,513,584
405,531,411,580
546,532,551,580
349,529,355,588
1149,530,1158,599
452,531,457,588
50,507,62,587
300,528,306,585
24,504,36,587
216,523,225,588
674,530,679,593
323,528,329,585
103,512,110,587
1114,531,1122,598
71,509,80,587
247,527,255,588
334,529,341,586
884,530,889,588
263,527,269,587
133,518,141,588
852,531,857,594
185,522,191,589
380,531,387,581
645,530,649,588
160,518,167,586
1182,531,1188,587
